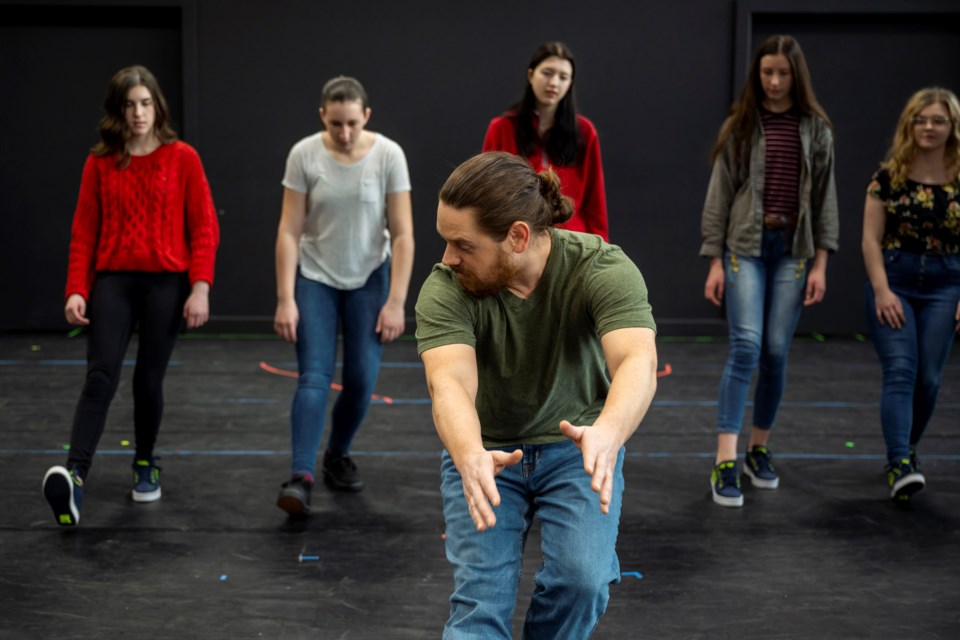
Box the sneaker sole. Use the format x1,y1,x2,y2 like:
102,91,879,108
43,466,79,526
277,493,310,516
891,472,925,500
743,466,780,490
132,487,161,503
710,481,743,508
322,474,364,493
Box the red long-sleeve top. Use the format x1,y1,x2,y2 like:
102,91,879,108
482,113,609,241
65,141,220,300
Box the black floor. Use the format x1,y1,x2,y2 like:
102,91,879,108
2,333,959,639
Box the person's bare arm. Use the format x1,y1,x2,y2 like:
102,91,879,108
376,191,414,342
274,188,307,342
422,343,522,531
560,326,657,513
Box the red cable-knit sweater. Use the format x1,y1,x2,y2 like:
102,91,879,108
482,113,609,241
65,141,220,300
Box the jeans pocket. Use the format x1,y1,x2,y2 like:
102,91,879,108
883,249,900,265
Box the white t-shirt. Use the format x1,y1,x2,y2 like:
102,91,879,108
282,132,411,289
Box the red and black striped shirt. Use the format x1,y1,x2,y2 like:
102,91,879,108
760,108,801,220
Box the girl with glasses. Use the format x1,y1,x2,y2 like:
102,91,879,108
861,87,960,502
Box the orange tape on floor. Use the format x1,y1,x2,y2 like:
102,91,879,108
258,361,394,403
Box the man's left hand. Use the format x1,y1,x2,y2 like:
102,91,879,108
559,420,621,514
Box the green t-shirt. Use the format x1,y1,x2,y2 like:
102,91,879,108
415,229,656,447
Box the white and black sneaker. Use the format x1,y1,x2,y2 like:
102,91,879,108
43,466,83,526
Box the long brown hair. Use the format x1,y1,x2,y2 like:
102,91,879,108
92,65,177,168
439,152,573,241
710,35,831,165
882,87,960,185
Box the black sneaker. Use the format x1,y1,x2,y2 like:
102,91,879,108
43,466,83,526
277,474,313,516
887,458,925,501
132,458,162,503
323,452,364,492
743,445,779,489
710,460,743,508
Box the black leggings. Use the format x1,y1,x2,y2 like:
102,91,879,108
67,271,189,479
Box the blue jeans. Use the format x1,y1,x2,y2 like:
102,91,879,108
865,250,960,463
440,440,624,640
717,229,807,434
289,262,389,475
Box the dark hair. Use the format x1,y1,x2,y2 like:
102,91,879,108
511,41,582,166
439,151,574,240
321,76,369,110
711,35,832,165
92,65,177,168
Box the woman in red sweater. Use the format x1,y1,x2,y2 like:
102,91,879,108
482,41,609,240
42,65,220,526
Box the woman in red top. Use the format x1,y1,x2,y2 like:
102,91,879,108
42,65,220,526
482,41,609,240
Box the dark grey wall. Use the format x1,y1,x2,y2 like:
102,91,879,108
2,0,958,334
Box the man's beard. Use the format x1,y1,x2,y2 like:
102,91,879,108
453,251,519,298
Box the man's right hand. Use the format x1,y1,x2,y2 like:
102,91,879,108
458,449,522,532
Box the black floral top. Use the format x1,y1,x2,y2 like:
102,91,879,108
867,168,960,255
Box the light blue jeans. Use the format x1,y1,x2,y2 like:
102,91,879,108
289,262,389,476
865,250,960,463
717,229,807,434
440,440,624,640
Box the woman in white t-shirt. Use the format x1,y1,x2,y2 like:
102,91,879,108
273,76,414,515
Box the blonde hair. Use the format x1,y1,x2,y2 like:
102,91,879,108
882,87,960,185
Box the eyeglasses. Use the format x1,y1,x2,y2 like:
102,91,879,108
911,115,951,127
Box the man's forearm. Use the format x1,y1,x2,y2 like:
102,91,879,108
594,353,657,444
429,379,486,468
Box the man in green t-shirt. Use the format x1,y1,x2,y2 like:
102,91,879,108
415,152,657,638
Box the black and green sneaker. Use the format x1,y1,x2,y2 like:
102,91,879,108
710,460,743,507
744,445,779,489
132,459,162,503
887,458,924,501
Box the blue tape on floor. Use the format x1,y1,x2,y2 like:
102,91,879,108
7,449,960,461
0,359,179,366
